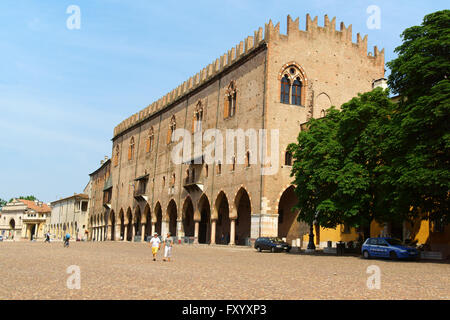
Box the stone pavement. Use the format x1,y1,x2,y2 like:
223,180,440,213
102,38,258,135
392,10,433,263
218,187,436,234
0,242,448,300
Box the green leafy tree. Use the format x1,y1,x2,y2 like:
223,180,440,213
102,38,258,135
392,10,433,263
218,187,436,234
0,198,7,208
288,108,343,228
8,195,37,203
289,89,397,239
387,9,450,225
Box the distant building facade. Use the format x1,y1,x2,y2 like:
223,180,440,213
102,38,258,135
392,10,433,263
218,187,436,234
49,194,89,240
0,199,51,240
87,158,112,241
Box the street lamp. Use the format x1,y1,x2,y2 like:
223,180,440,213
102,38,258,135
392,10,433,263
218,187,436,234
306,211,318,253
306,223,316,252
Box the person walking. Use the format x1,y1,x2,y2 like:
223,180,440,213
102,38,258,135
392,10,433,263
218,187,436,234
163,232,174,262
149,233,161,261
45,231,51,243
64,232,71,248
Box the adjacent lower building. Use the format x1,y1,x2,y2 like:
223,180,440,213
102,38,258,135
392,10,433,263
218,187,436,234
49,194,89,240
0,199,51,240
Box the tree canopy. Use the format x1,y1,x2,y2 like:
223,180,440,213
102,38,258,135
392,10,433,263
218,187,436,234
289,89,397,238
289,10,450,236
8,195,38,203
387,9,450,225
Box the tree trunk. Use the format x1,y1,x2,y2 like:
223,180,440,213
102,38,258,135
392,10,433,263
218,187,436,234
363,224,371,240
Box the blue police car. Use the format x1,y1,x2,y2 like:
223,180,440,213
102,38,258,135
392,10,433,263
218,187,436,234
362,238,419,260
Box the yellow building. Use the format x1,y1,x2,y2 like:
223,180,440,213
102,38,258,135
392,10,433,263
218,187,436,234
304,219,450,258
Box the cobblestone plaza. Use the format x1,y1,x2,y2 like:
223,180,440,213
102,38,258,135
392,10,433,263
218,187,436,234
0,242,448,300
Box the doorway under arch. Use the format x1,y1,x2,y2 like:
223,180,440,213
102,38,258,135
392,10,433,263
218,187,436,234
154,203,162,235
235,188,251,246
182,197,195,238
215,192,230,245
278,186,308,243
126,208,133,241
167,200,177,237
198,194,211,244
143,204,151,241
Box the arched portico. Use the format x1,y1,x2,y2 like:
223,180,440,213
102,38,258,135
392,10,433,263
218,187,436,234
182,197,195,238
134,206,142,240
277,186,308,243
143,203,152,241
214,192,230,245
126,208,133,241
234,188,251,246
110,210,116,241
154,202,162,236
166,200,177,237
197,194,211,244
119,209,125,241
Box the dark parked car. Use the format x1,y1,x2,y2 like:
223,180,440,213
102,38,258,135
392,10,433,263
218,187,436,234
254,237,291,253
0,235,3,242
362,237,419,260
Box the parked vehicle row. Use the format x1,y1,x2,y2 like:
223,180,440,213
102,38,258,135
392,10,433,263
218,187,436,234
254,236,420,261
254,237,291,253
362,237,420,260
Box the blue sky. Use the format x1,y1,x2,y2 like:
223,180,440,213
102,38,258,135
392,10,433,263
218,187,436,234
0,0,448,203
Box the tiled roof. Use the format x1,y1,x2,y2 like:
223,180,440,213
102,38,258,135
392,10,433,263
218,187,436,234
19,199,51,213
50,194,89,205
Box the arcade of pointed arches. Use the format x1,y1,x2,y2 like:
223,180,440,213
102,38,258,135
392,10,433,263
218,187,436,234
88,185,303,245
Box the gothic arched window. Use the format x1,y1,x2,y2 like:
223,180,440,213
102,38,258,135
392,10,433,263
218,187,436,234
279,63,307,106
146,127,154,153
216,161,222,175
128,137,135,161
292,78,302,106
224,81,237,119
285,150,293,166
231,156,236,172
193,101,203,133
280,75,290,104
114,145,120,167
167,116,176,144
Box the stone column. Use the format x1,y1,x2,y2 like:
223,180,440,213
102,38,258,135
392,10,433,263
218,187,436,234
230,219,236,246
210,220,216,245
141,224,146,242
151,223,156,236
123,225,128,241
176,220,184,240
115,228,121,242
194,221,200,244
161,221,169,238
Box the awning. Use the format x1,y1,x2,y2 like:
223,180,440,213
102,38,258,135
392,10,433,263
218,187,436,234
183,155,204,165
103,176,113,191
134,174,149,182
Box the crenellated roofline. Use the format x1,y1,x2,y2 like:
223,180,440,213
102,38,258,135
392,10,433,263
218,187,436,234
113,14,384,140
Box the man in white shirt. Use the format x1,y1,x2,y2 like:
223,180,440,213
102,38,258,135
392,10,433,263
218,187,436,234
149,233,161,261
